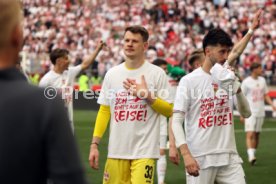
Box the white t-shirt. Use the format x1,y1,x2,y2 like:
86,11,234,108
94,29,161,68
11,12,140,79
98,61,173,159
174,67,242,169
241,76,268,117
39,65,82,122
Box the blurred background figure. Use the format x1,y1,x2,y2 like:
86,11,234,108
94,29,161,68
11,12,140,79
241,62,276,165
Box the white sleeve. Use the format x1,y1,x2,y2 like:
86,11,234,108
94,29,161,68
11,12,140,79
173,77,190,112
236,92,252,118
97,71,111,106
211,63,235,93
68,65,82,79
172,112,186,147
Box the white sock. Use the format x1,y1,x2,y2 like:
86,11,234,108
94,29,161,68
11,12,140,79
157,155,167,184
247,148,256,160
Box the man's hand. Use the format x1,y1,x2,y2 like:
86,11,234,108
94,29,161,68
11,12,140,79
169,146,180,165
250,9,262,30
123,75,150,99
89,144,100,170
81,40,106,70
240,116,245,124
97,40,106,51
272,105,276,111
183,153,200,177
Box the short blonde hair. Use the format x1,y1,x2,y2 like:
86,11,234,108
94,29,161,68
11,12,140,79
0,0,22,48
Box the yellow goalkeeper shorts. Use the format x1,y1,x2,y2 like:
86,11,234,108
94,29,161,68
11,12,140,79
103,158,155,184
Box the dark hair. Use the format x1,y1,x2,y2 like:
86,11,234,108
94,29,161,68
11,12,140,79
124,26,149,42
188,48,204,66
50,49,69,65
203,28,233,52
250,62,261,71
152,58,167,67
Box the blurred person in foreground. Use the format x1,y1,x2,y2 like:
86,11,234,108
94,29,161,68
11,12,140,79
0,1,87,184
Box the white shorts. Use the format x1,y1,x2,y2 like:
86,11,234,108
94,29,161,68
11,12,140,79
186,163,246,184
245,116,264,132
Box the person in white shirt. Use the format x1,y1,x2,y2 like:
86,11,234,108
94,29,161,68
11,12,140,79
241,62,276,165
89,26,173,184
172,27,254,184
169,11,261,181
39,42,104,131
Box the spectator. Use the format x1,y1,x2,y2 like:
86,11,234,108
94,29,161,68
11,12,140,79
22,0,276,84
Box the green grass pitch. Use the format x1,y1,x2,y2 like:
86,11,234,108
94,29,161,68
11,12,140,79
74,110,276,184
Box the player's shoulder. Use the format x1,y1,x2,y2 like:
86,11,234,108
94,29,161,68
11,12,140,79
178,71,193,84
68,65,82,73
104,63,124,77
41,70,56,79
185,67,203,79
68,65,81,70
146,62,167,76
258,76,266,82
39,70,56,87
242,76,251,83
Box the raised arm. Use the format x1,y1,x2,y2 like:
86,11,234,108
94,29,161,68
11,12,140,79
81,41,105,70
227,9,262,66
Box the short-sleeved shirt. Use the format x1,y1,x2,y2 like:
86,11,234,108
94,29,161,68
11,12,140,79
241,76,268,117
174,67,242,169
98,62,173,159
39,65,82,122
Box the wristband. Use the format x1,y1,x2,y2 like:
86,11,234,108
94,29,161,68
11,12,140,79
91,142,99,146
248,28,254,35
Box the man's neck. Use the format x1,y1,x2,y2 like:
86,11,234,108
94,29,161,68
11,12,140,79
53,65,64,74
251,73,258,79
201,58,213,75
124,56,145,69
0,50,17,70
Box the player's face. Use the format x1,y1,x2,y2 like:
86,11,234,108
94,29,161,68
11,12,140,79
123,31,148,59
58,55,70,71
254,66,263,76
206,45,231,65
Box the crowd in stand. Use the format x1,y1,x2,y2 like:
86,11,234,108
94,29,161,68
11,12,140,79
22,0,276,85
